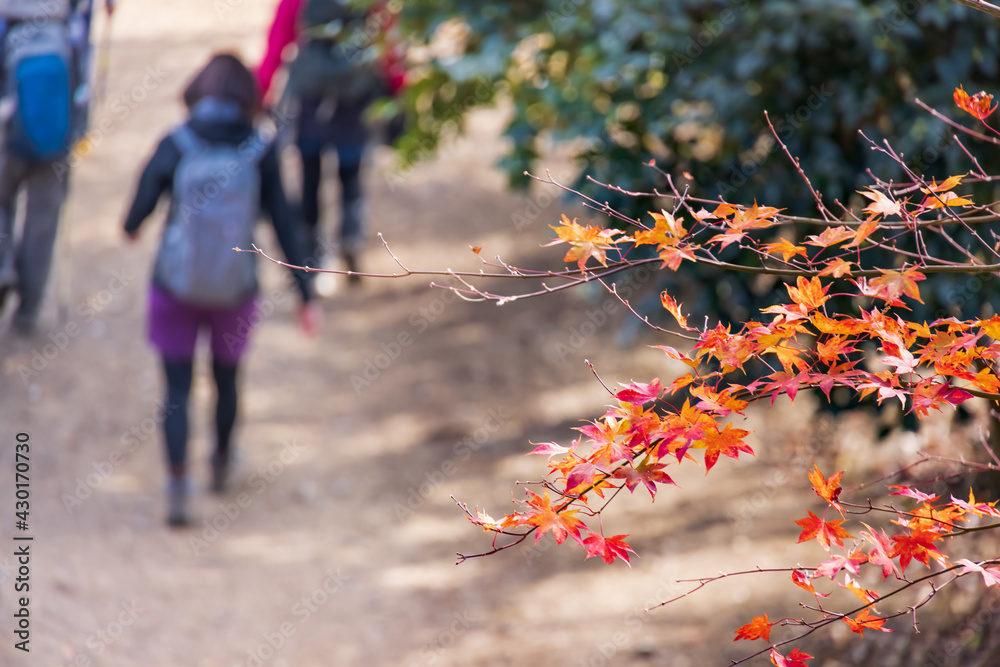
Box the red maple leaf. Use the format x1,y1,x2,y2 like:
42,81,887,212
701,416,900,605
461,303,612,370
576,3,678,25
794,510,853,551
891,528,944,572
814,550,867,579
809,361,862,401
791,570,829,598
770,648,814,667
761,371,808,405
615,379,664,405
613,456,677,499
565,462,601,496
887,485,939,503
523,490,586,546
955,86,997,120
734,614,772,642
582,530,636,565
860,523,901,580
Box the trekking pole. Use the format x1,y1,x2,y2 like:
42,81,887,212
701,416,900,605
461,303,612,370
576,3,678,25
93,3,112,104
57,2,113,327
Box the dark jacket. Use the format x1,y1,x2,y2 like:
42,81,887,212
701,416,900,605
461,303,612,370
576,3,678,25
123,102,312,302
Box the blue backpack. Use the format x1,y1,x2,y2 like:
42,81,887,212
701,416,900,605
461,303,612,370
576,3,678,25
2,20,74,163
153,125,268,307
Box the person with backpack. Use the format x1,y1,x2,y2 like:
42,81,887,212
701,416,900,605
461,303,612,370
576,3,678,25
257,0,403,287
123,53,320,527
0,0,114,334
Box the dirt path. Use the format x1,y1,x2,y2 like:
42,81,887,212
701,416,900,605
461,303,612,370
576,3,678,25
0,3,925,666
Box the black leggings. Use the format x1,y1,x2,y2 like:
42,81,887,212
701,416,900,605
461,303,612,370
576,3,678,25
162,357,239,471
300,152,363,248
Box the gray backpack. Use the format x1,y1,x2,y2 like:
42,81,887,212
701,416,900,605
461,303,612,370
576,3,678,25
153,125,266,307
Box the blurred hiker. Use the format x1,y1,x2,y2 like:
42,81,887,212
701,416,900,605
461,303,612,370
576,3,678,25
0,0,114,334
123,53,319,527
257,0,404,286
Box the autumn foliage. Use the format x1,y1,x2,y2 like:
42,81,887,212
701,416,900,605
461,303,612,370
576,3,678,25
445,88,1000,663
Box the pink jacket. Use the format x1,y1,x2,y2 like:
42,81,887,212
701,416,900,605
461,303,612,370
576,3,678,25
257,0,302,104
256,0,405,106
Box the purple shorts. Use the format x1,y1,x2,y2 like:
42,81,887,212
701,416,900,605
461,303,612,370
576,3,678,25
148,286,259,364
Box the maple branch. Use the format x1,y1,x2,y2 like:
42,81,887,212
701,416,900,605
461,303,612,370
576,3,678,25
733,566,967,666
949,0,1000,20
765,111,837,222
914,97,1000,146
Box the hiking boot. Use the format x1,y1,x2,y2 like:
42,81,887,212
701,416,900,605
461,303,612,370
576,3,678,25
210,450,240,494
342,251,361,286
210,456,229,495
166,476,191,527
12,313,37,337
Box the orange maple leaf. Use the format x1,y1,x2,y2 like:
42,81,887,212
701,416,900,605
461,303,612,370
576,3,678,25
794,510,852,551
818,258,854,278
657,244,697,271
856,267,925,307
734,614,772,642
701,423,754,473
841,574,880,604
920,173,967,194
846,218,879,248
660,290,688,328
786,276,830,311
636,209,687,242
920,189,974,210
843,608,891,636
808,464,844,513
955,85,997,120
804,225,855,248
763,238,807,262
523,490,587,545
978,314,1000,340
815,335,857,365
545,214,624,272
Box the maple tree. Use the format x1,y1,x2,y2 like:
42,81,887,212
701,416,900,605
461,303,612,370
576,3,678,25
433,88,1000,663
